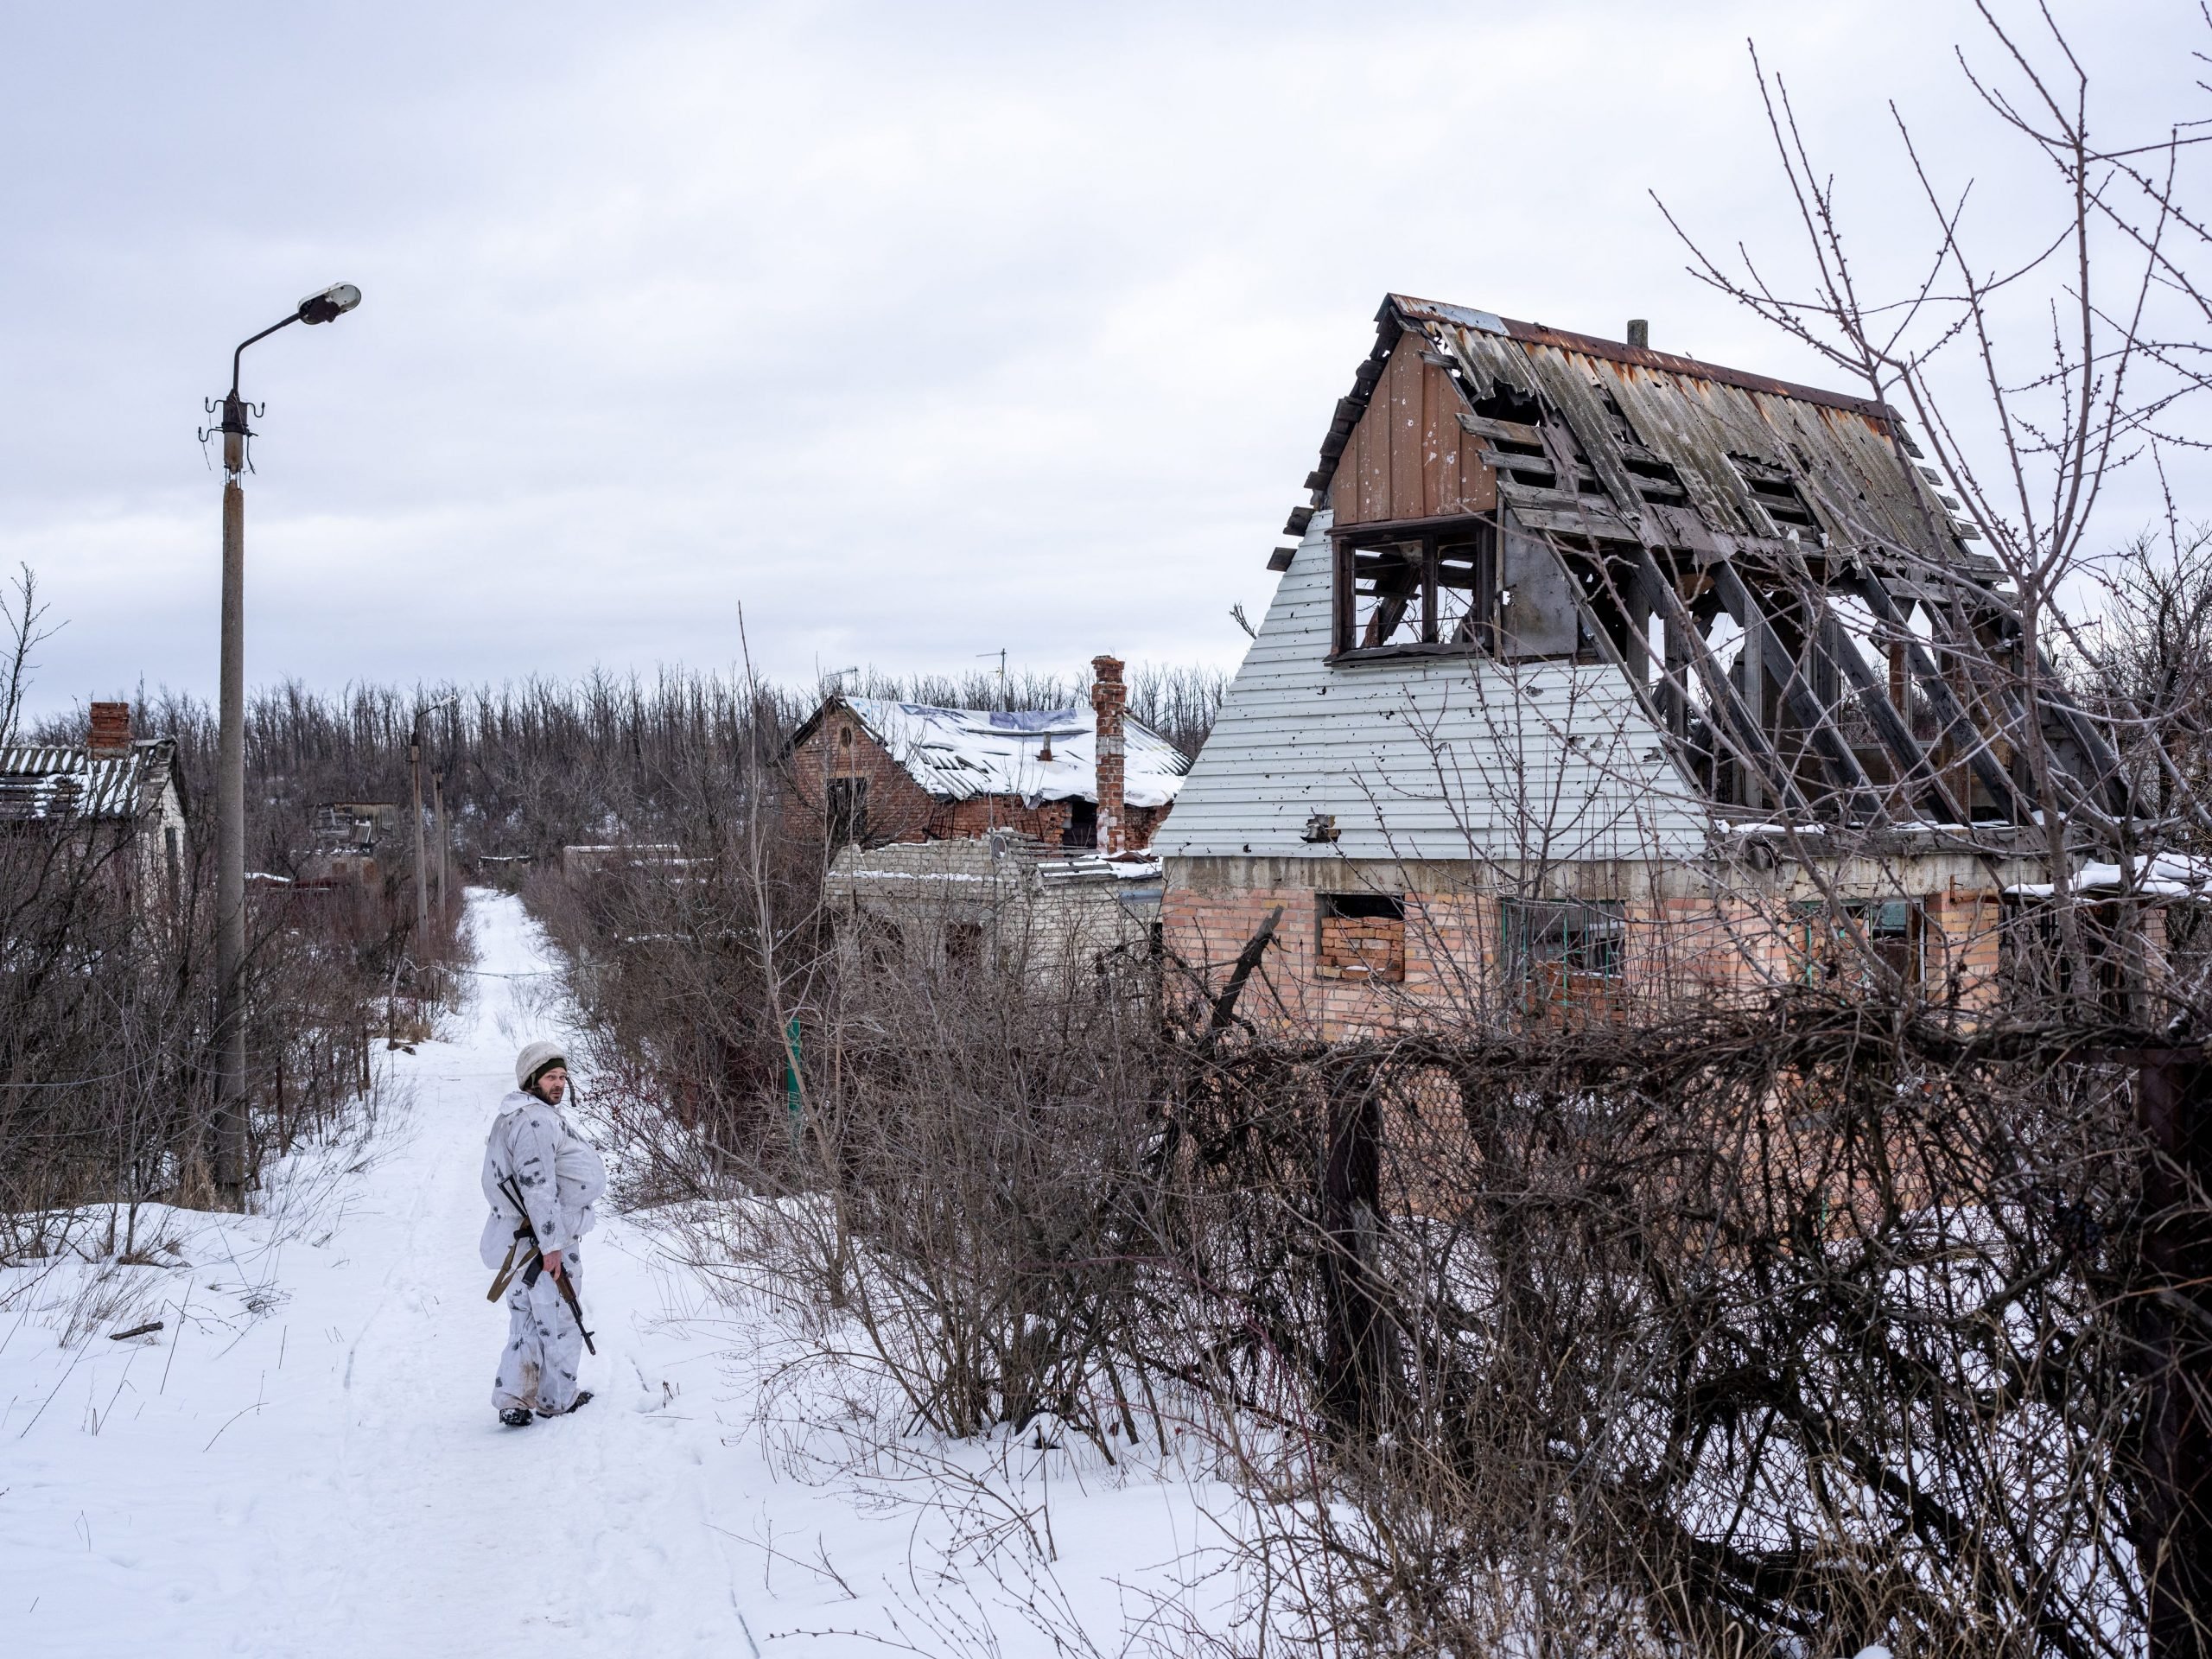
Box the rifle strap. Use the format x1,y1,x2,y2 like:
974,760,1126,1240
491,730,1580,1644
486,1222,534,1302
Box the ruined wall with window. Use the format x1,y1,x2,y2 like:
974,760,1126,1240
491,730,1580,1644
1164,850,2030,1042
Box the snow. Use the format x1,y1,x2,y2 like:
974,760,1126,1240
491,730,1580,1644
1,890,1230,1656
2005,850,2212,899
838,698,1190,809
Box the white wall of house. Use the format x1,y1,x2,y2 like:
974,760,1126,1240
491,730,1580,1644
1156,512,1708,866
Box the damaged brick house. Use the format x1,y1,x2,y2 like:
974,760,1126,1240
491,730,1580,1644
1158,295,2136,1038
0,701,189,908
791,657,1192,973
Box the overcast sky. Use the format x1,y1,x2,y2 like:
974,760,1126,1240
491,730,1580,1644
0,0,2197,716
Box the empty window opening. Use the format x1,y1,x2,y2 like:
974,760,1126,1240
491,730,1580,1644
863,915,906,972
826,777,869,848
944,919,984,971
1501,900,1624,981
1999,896,2126,1016
1062,798,1098,850
1798,899,1923,988
1335,521,1497,656
1317,892,1407,982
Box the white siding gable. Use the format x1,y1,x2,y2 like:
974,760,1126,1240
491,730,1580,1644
1157,513,1711,864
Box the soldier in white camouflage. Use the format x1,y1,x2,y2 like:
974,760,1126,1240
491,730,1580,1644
480,1041,607,1427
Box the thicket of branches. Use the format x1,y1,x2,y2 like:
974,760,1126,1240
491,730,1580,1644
0,694,422,1253
3,656,1220,1244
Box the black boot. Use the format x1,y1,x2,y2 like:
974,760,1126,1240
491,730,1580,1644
537,1389,593,1418
499,1407,535,1428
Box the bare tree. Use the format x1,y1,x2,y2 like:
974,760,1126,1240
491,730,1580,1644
0,562,60,745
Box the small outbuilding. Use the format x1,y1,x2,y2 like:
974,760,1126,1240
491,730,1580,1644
0,701,188,905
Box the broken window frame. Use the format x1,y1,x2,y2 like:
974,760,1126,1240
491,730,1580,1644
1794,898,1924,988
1498,899,1626,982
1331,518,1499,659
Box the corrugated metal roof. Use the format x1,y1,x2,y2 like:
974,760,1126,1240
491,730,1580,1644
0,738,181,823
833,699,1191,810
1300,294,1986,572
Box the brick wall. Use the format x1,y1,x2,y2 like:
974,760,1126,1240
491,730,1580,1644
1316,910,1406,982
789,715,945,843
1163,865,2022,1042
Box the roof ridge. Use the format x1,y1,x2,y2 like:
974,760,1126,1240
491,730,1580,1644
1385,291,1895,421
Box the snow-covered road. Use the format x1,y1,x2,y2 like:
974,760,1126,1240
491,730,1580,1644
3,893,760,1654
3,890,1228,1658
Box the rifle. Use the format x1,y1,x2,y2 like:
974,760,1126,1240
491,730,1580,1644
489,1173,598,1355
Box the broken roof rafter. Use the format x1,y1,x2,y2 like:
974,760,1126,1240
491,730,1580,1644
1289,291,2137,829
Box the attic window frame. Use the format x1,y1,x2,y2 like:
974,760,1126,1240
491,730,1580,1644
1329,516,1499,662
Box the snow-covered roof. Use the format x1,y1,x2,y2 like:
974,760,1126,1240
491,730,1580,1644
2005,853,2212,899
0,738,182,824
829,698,1189,810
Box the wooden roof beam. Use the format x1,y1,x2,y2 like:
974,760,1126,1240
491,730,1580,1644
1526,391,1877,822
1849,568,2031,822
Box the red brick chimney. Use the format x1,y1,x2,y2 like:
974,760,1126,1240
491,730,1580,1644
1090,654,1126,855
88,702,132,757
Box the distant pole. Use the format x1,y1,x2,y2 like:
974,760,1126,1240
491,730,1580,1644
206,283,361,1211
434,766,449,915
410,723,427,947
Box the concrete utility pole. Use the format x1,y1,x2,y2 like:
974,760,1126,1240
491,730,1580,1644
410,722,427,944
207,283,360,1210
433,766,448,917
412,696,457,955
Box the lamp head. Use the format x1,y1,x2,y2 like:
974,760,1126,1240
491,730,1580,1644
296,283,362,326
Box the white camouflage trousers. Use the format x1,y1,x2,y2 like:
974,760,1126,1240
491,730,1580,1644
492,1244,584,1415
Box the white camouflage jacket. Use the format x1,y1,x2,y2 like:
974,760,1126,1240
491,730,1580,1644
479,1090,607,1270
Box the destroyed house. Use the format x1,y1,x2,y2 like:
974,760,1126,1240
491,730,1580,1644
797,659,1189,981
790,664,1189,855
1159,295,2126,1035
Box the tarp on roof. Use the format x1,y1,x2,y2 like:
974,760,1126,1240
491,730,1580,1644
837,699,1190,809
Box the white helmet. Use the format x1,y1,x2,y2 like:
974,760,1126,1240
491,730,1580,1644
514,1040,568,1091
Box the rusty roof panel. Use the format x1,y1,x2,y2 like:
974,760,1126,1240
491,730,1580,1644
1354,294,1981,575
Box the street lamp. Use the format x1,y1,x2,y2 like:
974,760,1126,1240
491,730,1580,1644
205,283,361,1210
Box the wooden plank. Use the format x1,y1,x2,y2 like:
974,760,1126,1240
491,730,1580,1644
1422,351,1458,517
1389,336,1423,521
1849,569,2026,818
1360,381,1389,524
1455,410,1546,447
1507,507,1639,540
1460,447,1497,513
